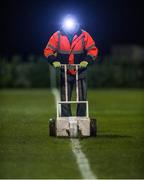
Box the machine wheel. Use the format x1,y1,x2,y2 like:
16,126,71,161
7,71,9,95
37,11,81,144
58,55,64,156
49,118,56,136
90,118,97,137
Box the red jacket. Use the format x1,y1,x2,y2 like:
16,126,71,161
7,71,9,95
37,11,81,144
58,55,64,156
44,29,98,75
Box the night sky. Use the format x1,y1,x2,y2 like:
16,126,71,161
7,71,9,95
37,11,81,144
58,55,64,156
1,0,144,55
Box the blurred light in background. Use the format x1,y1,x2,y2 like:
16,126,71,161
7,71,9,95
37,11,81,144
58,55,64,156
61,15,79,34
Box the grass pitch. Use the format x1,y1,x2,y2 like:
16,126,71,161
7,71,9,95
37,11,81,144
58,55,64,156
0,89,144,178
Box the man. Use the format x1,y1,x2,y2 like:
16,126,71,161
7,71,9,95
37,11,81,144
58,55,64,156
44,15,98,117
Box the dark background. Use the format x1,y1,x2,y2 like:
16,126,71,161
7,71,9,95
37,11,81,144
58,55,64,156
1,0,144,55
0,0,144,88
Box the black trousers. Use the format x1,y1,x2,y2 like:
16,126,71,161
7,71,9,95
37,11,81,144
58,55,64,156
60,74,87,117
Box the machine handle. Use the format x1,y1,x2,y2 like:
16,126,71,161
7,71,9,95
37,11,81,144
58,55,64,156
57,64,89,117
61,64,80,103
60,64,80,70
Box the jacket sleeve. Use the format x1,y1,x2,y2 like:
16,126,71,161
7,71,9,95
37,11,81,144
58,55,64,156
44,32,59,64
83,31,98,64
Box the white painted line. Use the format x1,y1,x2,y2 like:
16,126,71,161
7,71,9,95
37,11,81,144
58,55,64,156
52,88,97,179
51,88,60,109
71,138,97,179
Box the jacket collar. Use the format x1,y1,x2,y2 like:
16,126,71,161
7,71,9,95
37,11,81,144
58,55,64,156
60,28,83,37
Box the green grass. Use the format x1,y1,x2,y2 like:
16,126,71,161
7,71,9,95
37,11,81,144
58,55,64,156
83,89,144,179
0,89,144,178
0,89,81,178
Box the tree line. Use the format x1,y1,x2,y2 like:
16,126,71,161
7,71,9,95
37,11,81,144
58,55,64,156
0,54,144,88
